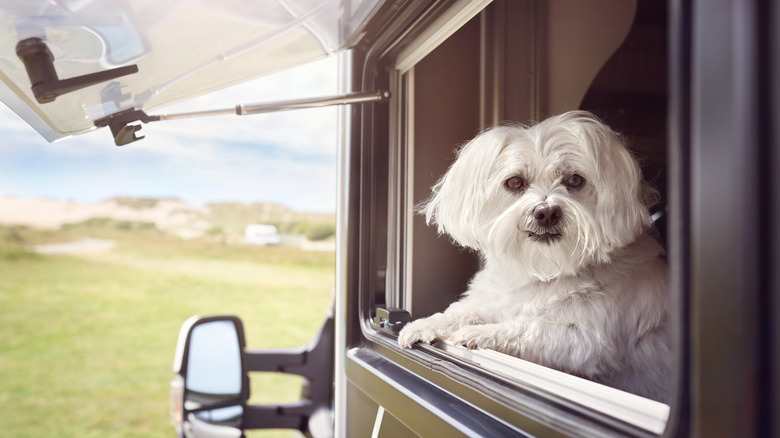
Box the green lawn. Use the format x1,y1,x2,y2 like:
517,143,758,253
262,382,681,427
0,230,334,437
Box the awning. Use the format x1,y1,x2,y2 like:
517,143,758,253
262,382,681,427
0,0,383,142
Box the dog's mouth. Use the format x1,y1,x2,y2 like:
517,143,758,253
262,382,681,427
527,231,562,244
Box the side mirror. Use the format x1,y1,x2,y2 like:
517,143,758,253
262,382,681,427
170,313,335,438
171,316,248,437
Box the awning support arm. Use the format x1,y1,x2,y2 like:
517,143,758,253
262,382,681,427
93,90,391,146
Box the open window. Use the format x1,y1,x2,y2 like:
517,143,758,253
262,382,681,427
374,0,670,434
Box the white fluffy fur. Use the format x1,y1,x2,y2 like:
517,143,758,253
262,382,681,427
397,111,671,402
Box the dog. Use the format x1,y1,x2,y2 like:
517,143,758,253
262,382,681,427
397,111,671,402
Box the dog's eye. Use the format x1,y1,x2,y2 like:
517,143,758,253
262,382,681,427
505,176,524,191
564,174,585,190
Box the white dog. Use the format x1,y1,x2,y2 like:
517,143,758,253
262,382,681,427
397,111,670,402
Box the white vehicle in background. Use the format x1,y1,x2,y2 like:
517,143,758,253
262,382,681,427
1,1,778,437
244,224,281,246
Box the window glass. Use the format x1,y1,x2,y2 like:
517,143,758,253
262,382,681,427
0,0,382,139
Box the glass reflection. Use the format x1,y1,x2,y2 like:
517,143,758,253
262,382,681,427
185,320,242,409
193,405,244,428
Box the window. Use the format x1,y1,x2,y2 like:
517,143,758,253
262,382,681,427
381,0,670,433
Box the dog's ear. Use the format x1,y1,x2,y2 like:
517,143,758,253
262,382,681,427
419,126,516,250
563,111,652,249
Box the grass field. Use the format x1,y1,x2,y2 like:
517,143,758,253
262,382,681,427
0,224,334,437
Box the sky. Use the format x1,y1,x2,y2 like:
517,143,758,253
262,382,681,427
0,56,339,213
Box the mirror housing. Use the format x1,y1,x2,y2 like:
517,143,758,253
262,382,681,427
171,314,335,438
171,315,248,437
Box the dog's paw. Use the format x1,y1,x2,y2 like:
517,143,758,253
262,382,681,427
449,325,501,350
397,319,447,349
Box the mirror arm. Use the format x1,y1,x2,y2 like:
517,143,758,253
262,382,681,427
243,401,311,431
241,316,335,434
244,347,307,374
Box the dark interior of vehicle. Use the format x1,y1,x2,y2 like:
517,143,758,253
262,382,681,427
401,0,668,321
580,0,668,238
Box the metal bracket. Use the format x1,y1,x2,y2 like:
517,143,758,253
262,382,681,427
93,108,160,146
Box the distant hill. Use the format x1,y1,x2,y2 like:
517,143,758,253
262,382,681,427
204,202,333,229
0,196,335,242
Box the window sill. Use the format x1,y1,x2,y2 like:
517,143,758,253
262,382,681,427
434,340,670,435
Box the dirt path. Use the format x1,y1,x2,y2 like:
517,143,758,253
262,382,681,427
33,239,116,254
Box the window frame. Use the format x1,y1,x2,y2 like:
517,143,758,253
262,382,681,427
358,0,674,435
345,0,780,435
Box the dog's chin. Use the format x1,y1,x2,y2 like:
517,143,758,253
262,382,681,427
527,231,563,244
484,203,616,281
486,230,583,282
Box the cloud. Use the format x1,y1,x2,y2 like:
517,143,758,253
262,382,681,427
0,56,339,213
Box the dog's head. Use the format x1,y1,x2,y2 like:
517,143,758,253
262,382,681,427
422,111,654,281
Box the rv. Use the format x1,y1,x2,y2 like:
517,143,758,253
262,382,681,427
244,224,281,247
2,0,778,437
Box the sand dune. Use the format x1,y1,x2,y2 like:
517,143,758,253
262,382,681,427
0,196,210,238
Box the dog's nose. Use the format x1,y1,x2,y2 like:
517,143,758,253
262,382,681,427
533,205,562,227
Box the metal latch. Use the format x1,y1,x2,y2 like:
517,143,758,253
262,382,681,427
16,37,138,104
373,308,411,336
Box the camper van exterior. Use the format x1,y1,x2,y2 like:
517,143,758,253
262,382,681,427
172,0,780,437
2,0,778,437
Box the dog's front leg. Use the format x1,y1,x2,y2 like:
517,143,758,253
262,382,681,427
449,322,524,352
451,317,620,379
397,300,487,349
